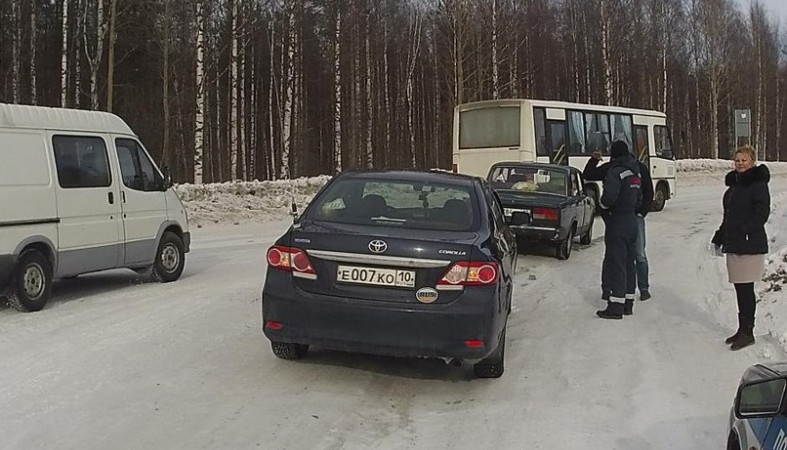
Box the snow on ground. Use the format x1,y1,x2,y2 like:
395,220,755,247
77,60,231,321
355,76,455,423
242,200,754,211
1,159,787,449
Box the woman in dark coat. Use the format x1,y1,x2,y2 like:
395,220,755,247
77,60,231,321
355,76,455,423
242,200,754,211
711,145,771,351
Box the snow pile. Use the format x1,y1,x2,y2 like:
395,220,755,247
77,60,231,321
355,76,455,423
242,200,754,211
175,176,331,226
177,160,787,226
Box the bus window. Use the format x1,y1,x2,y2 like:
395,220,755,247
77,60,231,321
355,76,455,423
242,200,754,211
654,126,674,159
459,107,520,149
634,126,649,163
534,108,549,157
585,112,610,154
611,114,633,150
567,111,586,156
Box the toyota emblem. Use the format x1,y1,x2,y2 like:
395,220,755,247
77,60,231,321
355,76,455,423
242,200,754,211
368,240,388,254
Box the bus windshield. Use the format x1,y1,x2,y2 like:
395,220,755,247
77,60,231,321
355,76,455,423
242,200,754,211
459,107,520,149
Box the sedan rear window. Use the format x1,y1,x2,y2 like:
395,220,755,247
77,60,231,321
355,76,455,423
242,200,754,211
309,178,478,231
489,166,567,196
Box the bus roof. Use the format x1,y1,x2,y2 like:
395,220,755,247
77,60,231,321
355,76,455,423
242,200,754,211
455,98,666,119
0,103,135,135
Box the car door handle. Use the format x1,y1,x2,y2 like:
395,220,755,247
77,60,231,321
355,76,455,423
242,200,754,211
108,192,114,204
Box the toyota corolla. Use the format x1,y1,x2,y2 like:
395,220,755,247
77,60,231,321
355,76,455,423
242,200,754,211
261,170,517,378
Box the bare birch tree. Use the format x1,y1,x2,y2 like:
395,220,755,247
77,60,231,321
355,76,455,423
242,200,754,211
194,0,206,184
61,0,69,107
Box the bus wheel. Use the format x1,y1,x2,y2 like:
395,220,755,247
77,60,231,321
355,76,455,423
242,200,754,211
652,184,668,212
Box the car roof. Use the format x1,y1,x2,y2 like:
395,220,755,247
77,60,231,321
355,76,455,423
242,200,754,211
488,162,575,172
337,169,482,186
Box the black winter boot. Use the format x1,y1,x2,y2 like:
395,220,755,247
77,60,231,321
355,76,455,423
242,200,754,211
623,299,634,316
725,314,745,345
730,317,755,351
730,332,755,351
597,301,624,320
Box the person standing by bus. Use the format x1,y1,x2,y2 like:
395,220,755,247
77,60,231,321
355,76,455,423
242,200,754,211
593,141,642,319
711,146,770,351
584,146,654,304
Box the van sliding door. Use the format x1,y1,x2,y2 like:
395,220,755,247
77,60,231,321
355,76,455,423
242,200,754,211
51,134,123,275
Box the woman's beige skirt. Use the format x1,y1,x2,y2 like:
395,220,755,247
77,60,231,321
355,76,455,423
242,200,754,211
726,253,766,284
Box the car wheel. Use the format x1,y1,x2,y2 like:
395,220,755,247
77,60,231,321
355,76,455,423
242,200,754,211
556,226,575,260
726,432,741,450
151,231,185,283
579,215,594,245
271,341,309,360
652,184,667,212
474,328,505,379
8,249,53,312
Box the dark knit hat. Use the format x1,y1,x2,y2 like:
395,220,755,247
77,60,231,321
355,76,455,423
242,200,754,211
610,140,630,158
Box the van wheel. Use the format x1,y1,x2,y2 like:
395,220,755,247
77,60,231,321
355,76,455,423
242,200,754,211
152,232,185,283
8,250,53,312
474,328,505,379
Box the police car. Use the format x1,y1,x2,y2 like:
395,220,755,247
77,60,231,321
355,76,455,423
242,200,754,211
727,362,787,450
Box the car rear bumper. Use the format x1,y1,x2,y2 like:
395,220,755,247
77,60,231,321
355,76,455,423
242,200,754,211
510,225,562,242
261,272,506,361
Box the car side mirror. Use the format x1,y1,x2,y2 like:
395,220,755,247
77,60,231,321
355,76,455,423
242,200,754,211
734,377,787,419
291,202,300,223
161,165,173,190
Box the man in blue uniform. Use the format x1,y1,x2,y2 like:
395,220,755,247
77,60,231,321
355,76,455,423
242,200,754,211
595,141,643,319
584,144,654,304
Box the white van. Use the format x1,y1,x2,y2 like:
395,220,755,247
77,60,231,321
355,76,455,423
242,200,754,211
0,103,190,312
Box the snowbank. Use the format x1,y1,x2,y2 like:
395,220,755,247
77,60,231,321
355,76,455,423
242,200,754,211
178,160,787,226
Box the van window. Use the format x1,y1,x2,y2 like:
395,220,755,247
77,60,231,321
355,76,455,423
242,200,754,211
116,139,164,192
53,135,111,188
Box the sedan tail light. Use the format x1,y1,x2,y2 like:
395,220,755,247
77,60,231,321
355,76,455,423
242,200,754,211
533,207,559,222
437,262,498,290
266,245,317,279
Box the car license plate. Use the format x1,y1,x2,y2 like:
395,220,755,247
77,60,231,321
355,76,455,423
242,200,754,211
336,265,415,288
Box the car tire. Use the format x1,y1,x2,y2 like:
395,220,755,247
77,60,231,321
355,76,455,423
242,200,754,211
151,231,185,283
7,249,53,312
474,328,505,379
271,341,309,360
556,226,575,260
652,184,667,212
579,215,594,245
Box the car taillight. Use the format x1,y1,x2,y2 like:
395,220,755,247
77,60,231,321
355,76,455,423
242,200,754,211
266,245,317,279
437,262,498,290
533,207,559,222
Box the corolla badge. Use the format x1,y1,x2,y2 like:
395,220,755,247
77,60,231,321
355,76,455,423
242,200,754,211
368,239,388,254
415,288,439,304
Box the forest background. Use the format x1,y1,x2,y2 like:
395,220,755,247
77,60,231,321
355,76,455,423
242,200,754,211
1,0,786,183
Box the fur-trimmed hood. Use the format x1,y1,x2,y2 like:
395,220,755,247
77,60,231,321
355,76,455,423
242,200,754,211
725,164,770,187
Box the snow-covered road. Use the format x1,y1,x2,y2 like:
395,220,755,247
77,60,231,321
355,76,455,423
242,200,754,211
1,174,786,450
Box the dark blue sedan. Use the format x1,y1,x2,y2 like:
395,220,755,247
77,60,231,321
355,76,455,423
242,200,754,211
261,170,517,378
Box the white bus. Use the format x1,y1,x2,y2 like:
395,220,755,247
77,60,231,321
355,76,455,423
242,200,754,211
452,99,676,211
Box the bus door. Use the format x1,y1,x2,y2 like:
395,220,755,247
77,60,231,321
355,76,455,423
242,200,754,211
634,126,649,166
547,121,568,166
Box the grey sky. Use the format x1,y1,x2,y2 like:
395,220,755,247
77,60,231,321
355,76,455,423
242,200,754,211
736,0,787,24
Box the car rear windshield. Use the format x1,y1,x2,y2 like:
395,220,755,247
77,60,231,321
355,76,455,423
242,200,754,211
489,166,567,196
309,177,479,231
